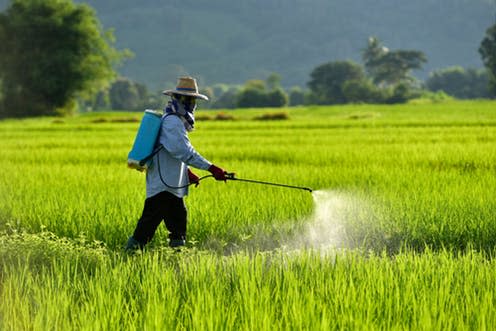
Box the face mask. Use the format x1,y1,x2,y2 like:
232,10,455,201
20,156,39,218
174,95,196,112
164,97,196,131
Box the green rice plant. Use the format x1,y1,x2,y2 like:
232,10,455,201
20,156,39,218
1,235,496,330
0,100,495,329
0,101,495,252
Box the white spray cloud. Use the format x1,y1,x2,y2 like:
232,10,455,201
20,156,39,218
217,189,378,256
285,190,370,254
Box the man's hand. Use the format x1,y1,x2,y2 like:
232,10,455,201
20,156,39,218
208,164,227,181
188,168,200,187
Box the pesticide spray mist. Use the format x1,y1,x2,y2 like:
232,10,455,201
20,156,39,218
286,189,373,254
219,185,379,255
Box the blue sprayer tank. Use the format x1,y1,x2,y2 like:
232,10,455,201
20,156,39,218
127,109,163,171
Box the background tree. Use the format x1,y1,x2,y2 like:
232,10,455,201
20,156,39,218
265,73,288,107
0,0,125,118
266,73,282,91
108,78,140,110
362,37,389,81
307,60,365,104
479,22,496,96
82,77,159,111
85,89,110,111
288,86,306,106
363,37,427,86
426,66,490,99
211,86,240,109
387,82,416,104
236,77,288,108
266,88,288,107
342,79,387,104
236,80,267,108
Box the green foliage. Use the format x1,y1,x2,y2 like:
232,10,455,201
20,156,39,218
307,60,366,104
342,79,388,103
409,90,454,104
307,38,427,105
266,88,289,107
288,86,306,106
426,66,490,99
479,22,496,96
84,77,162,112
2,246,496,330
91,90,111,110
108,78,144,110
1,100,494,251
236,81,268,108
386,82,416,104
210,85,240,109
362,36,427,86
244,79,266,91
236,76,288,108
0,0,126,118
266,72,282,91
1,101,496,328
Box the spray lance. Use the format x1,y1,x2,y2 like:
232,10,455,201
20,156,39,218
159,171,313,193
223,173,313,193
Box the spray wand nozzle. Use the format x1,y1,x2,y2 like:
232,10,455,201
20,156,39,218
224,172,313,193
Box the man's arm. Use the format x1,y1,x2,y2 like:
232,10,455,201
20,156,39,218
160,115,211,170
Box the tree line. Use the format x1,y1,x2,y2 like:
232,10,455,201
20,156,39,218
86,36,495,111
0,0,495,118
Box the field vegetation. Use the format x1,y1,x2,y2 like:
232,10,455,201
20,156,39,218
0,100,495,329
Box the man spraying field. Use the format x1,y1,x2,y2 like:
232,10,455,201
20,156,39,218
126,77,229,250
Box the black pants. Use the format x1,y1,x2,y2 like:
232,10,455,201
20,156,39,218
132,190,187,245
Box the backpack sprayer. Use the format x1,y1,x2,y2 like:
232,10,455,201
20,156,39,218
127,109,163,171
127,110,313,193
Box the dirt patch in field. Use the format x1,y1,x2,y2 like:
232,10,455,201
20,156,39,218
90,117,140,123
253,112,290,121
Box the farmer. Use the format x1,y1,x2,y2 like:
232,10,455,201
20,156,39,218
126,76,228,250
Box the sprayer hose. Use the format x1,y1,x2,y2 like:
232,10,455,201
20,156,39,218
156,153,214,189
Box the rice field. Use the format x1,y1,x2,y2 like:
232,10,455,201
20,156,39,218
0,100,495,330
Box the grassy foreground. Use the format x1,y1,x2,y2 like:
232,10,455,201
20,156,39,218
0,100,495,329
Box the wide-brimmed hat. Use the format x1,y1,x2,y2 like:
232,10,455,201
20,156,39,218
162,76,208,101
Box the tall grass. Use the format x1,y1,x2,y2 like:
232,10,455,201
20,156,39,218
1,235,495,330
1,101,494,252
0,100,495,329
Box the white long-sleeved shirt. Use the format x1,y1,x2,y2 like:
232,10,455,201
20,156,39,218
146,114,211,198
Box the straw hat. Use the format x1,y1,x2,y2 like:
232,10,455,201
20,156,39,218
162,76,208,101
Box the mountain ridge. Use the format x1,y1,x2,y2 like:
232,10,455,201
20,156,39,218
2,0,495,90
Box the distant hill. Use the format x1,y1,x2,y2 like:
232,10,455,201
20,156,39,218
2,0,495,90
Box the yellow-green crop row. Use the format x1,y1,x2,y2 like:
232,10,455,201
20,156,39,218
0,100,495,329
